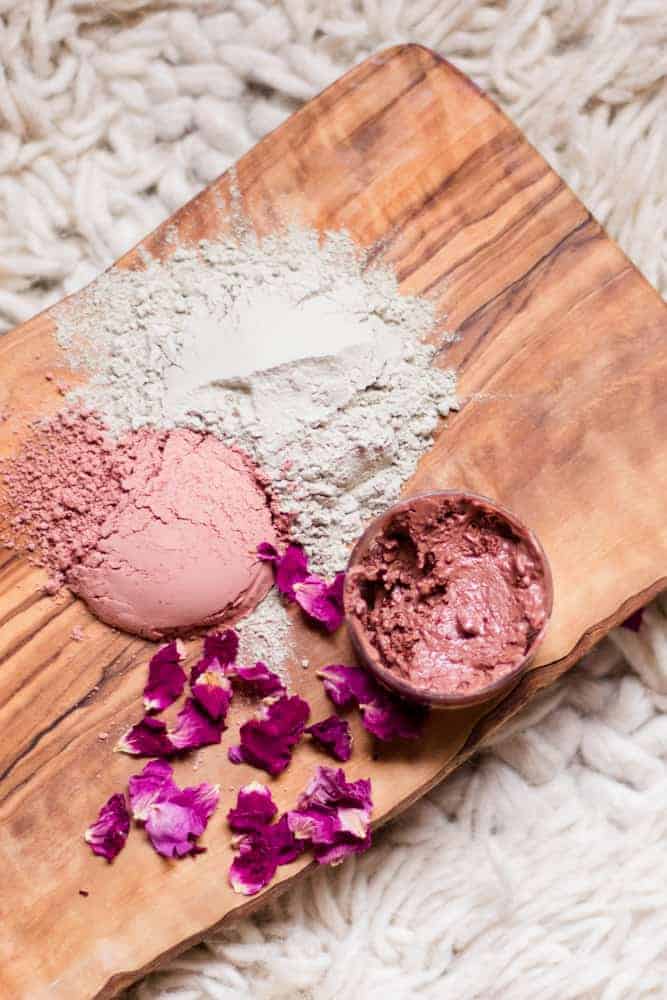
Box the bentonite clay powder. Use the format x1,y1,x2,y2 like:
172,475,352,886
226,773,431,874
2,411,277,640
347,495,549,696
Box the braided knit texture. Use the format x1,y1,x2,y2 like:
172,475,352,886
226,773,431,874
1,3,667,998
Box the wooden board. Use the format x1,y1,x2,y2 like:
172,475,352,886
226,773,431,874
1,43,666,999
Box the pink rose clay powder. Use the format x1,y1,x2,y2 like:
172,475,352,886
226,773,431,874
2,411,278,640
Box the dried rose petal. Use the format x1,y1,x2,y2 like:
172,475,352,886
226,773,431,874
116,716,174,757
84,793,130,862
287,766,372,866
227,782,277,833
145,782,220,858
229,831,278,896
318,664,378,708
170,698,225,751
264,813,305,865
191,658,233,721
143,641,186,713
318,664,426,742
230,661,285,698
203,628,239,666
294,572,345,632
228,695,310,776
258,542,309,601
305,716,352,762
621,609,644,632
128,760,178,821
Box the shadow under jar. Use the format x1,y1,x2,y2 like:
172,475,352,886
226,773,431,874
344,491,553,709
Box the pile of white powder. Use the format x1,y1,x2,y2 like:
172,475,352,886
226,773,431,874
56,219,457,667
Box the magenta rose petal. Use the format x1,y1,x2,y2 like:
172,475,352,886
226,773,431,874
84,793,130,862
227,782,277,833
305,716,352,762
318,664,379,708
287,766,373,866
229,833,279,896
229,695,310,776
265,813,305,865
258,542,309,601
294,571,345,632
256,541,279,563
231,661,286,698
116,716,174,757
145,782,219,858
359,693,427,742
191,658,233,721
203,628,239,666
143,641,186,713
170,698,225,752
128,760,178,821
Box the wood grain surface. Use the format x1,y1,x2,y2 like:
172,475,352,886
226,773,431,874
1,44,666,999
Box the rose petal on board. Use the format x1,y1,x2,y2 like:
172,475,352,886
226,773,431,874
317,664,378,708
169,698,225,752
318,664,427,741
305,716,352,762
116,716,174,757
84,793,130,862
258,542,309,601
145,782,220,858
228,831,278,896
143,641,186,713
287,765,372,866
191,659,233,721
227,782,277,833
265,813,305,866
230,661,285,698
128,760,178,821
228,695,310,776
202,628,239,667
294,572,345,632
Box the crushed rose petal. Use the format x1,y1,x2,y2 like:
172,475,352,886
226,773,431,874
228,815,304,896
230,661,285,698
305,716,352,762
318,664,427,741
145,782,220,858
257,542,308,601
203,628,239,666
128,759,178,821
293,572,345,632
170,698,226,751
84,793,130,862
191,658,233,721
143,641,186,713
287,765,372,866
116,716,174,757
227,782,277,833
228,694,310,776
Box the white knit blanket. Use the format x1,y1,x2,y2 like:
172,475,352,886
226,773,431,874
2,3,667,998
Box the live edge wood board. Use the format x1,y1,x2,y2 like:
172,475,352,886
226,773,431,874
1,44,666,1000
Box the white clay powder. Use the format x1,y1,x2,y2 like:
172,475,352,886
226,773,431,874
55,220,457,668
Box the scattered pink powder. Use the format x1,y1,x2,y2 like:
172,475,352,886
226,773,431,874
3,411,279,641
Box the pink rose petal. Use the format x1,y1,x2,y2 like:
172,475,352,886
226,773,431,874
294,572,345,632
191,658,233,721
228,831,278,896
84,793,130,862
318,664,426,742
143,641,186,713
116,716,174,757
258,542,309,601
227,782,277,833
287,765,372,866
145,782,220,858
128,760,178,821
203,628,239,666
228,695,310,776
230,661,285,698
305,716,352,762
170,698,225,751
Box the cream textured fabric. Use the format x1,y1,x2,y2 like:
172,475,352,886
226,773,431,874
1,3,666,998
